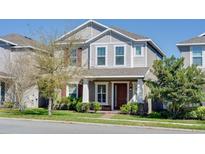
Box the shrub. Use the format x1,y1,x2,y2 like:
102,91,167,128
90,102,102,113
120,103,131,114
68,97,82,111
3,102,14,108
184,110,198,119
130,103,138,115
76,102,90,113
147,112,161,118
196,106,205,120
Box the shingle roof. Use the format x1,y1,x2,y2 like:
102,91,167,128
0,33,39,48
111,26,149,40
85,67,149,78
177,33,205,45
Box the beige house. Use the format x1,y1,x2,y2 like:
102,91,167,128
56,20,166,111
0,34,40,107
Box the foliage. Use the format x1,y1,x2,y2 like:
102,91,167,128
76,102,90,113
147,112,161,118
196,106,205,120
3,102,14,108
120,103,132,114
146,56,205,118
130,102,139,115
90,102,102,113
184,110,198,119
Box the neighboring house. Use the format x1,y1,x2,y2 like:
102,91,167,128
177,33,205,106
177,33,205,68
0,34,40,107
56,20,166,111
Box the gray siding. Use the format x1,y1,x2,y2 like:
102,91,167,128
0,46,10,74
89,32,133,68
64,23,106,41
178,46,191,67
147,43,163,67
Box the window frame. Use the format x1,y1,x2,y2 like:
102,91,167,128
95,82,108,105
134,44,144,57
96,46,107,66
191,46,203,67
70,48,77,66
66,83,78,98
114,45,126,66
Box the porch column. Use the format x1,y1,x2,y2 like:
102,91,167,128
136,79,144,103
82,79,89,103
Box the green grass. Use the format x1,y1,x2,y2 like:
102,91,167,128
111,114,205,125
0,108,205,131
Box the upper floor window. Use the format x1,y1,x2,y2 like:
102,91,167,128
192,46,203,66
70,49,77,65
97,47,106,66
67,84,78,98
115,46,125,65
134,45,144,56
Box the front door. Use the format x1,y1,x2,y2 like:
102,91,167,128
114,83,127,110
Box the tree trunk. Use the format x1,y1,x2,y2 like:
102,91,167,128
48,97,52,116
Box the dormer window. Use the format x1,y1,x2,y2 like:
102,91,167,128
192,46,203,66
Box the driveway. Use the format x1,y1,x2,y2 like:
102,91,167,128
0,118,203,134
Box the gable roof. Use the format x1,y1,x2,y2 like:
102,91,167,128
177,33,205,46
56,20,166,56
56,19,109,42
85,26,165,56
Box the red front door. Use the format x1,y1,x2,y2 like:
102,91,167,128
114,83,127,110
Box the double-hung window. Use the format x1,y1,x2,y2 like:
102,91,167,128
67,84,78,98
134,44,144,56
115,46,125,65
96,83,107,104
97,47,106,66
70,49,77,65
192,46,203,66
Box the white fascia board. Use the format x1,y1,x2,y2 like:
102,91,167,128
55,20,109,42
0,38,17,46
176,43,205,46
84,75,144,79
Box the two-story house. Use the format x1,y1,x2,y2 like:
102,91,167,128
177,33,205,68
56,20,166,111
0,34,40,107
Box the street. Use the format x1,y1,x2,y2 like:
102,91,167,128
0,118,203,134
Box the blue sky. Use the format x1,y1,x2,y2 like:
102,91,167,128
0,19,205,57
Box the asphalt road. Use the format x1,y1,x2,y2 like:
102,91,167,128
0,118,203,134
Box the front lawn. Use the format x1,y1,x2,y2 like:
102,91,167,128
0,108,205,131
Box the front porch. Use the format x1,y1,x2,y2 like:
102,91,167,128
82,78,146,111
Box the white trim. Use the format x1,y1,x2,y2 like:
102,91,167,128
133,43,145,57
0,38,17,46
90,42,131,45
145,42,148,67
113,45,126,67
111,81,129,110
85,75,144,79
131,41,134,67
190,45,205,68
95,45,108,67
198,33,205,37
56,20,109,41
95,82,109,105
177,43,205,46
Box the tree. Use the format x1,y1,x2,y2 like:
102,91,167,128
34,34,84,116
146,56,205,118
7,51,37,111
